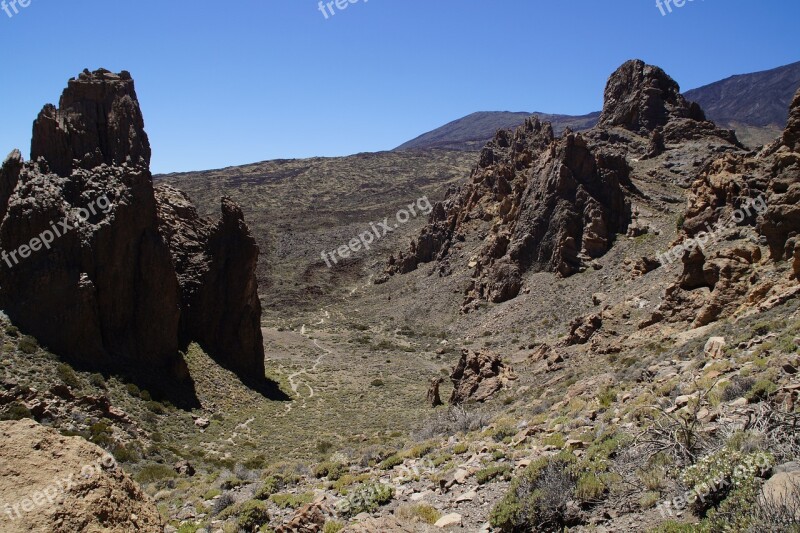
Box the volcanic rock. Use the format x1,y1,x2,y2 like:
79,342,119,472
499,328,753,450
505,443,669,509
155,185,265,378
449,349,515,404
0,69,265,385
598,59,706,132
0,419,162,532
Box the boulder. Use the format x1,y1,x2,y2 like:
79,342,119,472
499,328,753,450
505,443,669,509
449,349,515,404
0,419,162,532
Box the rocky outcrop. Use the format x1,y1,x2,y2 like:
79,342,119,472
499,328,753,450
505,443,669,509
783,88,800,151
661,88,800,326
380,117,633,309
379,61,746,309
426,377,443,407
155,186,265,378
0,69,264,384
30,69,151,178
598,59,706,132
449,349,515,404
0,419,162,533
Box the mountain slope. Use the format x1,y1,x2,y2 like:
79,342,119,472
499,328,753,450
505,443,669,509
397,61,800,151
395,111,600,151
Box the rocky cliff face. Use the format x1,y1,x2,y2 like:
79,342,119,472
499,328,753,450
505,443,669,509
379,60,740,309
659,88,800,326
156,185,265,378
0,69,264,384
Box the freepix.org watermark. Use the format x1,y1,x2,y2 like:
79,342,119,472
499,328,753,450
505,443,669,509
1,194,114,269
656,0,702,17
318,0,368,20
1,0,33,19
656,195,767,267
321,196,432,268
3,453,117,521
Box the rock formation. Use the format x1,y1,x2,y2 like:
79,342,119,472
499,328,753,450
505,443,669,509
156,185,265,378
0,69,265,384
30,69,151,178
449,349,515,405
0,419,162,532
598,59,706,132
660,88,800,326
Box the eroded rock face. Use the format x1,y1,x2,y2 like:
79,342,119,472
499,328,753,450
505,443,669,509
380,117,633,309
0,69,265,383
661,89,800,325
449,349,515,404
0,419,162,533
156,185,265,378
598,59,706,132
31,69,151,178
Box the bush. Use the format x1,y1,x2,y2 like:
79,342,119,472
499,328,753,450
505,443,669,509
721,376,755,402
396,503,442,524
135,463,176,483
269,492,314,510
18,335,38,354
255,476,281,500
476,465,512,485
489,453,577,532
236,500,270,532
380,454,404,470
336,483,393,516
323,521,345,533
211,492,235,516
370,379,384,387
56,363,81,388
575,473,606,503
680,448,772,515
745,379,778,403
0,401,32,421
145,401,167,414
89,373,106,389
453,442,469,455
313,461,347,481
125,383,140,398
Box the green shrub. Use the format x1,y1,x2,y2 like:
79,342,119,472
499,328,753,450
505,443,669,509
323,521,345,533
135,463,176,483
145,401,167,414
125,383,140,397
316,440,334,455
680,448,772,514
89,420,113,447
380,454,404,470
88,373,106,388
745,379,777,402
575,473,606,503
56,363,81,388
453,442,469,455
255,476,281,500
489,453,577,532
476,465,512,485
313,461,347,481
18,335,38,354
370,379,384,387
0,401,32,421
336,483,393,516
597,386,617,409
396,503,442,524
237,500,270,532
269,492,314,510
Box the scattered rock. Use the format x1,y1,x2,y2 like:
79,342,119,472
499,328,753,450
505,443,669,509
427,377,444,407
434,513,463,529
704,337,727,359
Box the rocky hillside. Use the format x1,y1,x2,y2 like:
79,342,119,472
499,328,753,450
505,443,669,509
396,61,800,152
0,419,162,532
0,69,264,390
395,111,601,152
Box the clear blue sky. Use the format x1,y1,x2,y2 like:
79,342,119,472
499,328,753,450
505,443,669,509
0,1,797,174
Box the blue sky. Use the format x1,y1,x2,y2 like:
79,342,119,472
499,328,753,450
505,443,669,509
0,1,797,174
